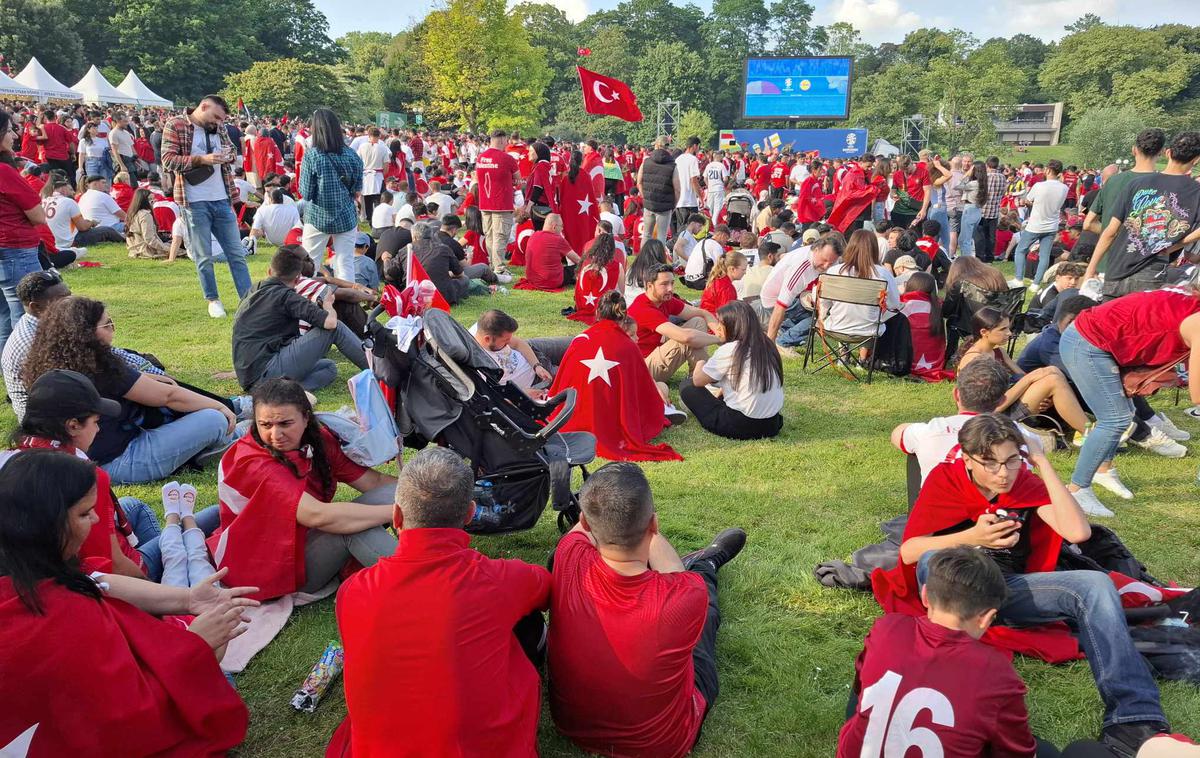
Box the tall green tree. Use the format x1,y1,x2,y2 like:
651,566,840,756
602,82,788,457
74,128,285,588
222,58,351,117
513,3,579,126
421,0,551,133
1066,106,1145,166
765,0,826,56
1065,13,1104,34
580,0,706,54
245,0,342,64
0,0,85,84
630,41,709,143
381,27,431,114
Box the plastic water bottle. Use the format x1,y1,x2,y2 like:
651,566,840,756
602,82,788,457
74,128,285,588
494,286,509,297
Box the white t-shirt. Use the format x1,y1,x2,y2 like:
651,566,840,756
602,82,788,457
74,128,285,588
819,262,901,337
1024,179,1068,233
600,210,625,238
467,323,534,389
185,126,229,203
252,202,301,246
789,163,808,188
349,135,369,153
900,413,976,483
78,189,123,228
371,202,397,229
759,245,817,311
396,203,416,225
234,178,257,202
172,216,224,256
93,121,110,150
685,238,724,281
425,192,453,219
110,127,134,157
82,138,106,159
703,161,728,193
43,195,82,248
702,341,784,419
674,152,701,207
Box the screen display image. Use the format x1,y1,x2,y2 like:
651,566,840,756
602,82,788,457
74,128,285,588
742,57,853,120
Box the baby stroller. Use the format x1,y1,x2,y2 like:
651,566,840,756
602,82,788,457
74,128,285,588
723,188,756,231
365,308,594,534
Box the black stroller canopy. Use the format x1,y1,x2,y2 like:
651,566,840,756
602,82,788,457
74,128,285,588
423,309,504,378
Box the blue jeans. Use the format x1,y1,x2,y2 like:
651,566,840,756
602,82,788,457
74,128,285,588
872,201,886,224
101,408,235,485
927,204,950,250
1060,324,1132,488
959,205,981,257
0,247,43,353
181,201,252,302
1014,229,1056,283
776,300,812,348
100,152,115,183
125,500,220,582
917,552,1164,728
84,157,106,180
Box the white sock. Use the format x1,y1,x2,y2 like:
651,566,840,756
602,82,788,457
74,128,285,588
162,481,182,519
178,484,197,519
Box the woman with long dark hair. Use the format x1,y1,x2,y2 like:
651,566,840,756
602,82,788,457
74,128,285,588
208,377,398,600
559,148,599,254
0,450,252,755
22,296,238,484
461,205,488,266
680,299,784,439
569,230,623,323
124,187,171,259
0,108,48,355
299,108,363,280
870,157,891,225
955,160,989,257
522,140,558,230
900,272,953,382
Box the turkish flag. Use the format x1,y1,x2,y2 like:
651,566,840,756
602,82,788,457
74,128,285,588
577,66,643,122
405,247,452,313
559,167,599,258
548,320,682,462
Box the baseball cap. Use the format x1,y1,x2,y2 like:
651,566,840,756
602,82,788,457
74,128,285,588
893,255,917,271
26,370,122,420
354,231,371,247
802,228,821,244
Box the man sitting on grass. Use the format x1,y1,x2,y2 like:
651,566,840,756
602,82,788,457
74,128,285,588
549,462,747,758
875,414,1170,758
331,446,551,757
628,264,721,383
839,547,1043,757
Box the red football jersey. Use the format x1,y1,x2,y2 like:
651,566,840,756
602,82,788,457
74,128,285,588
837,614,1037,758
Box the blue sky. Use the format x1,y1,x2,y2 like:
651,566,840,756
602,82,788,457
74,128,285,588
315,0,1200,44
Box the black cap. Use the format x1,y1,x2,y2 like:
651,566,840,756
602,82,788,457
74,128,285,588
26,370,122,420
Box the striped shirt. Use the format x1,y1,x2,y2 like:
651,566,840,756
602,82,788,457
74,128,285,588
294,276,331,333
982,169,1006,218
759,246,819,311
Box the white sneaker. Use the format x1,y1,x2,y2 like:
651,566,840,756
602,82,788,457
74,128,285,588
74,246,88,259
208,300,227,318
664,403,687,426
1093,468,1134,500
1186,405,1200,420
496,273,513,284
1131,426,1187,458
1149,412,1190,441
1007,278,1025,288
1028,282,1041,295
1072,487,1115,517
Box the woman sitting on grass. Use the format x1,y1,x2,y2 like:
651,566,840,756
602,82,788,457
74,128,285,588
900,272,952,382
956,306,1090,435
569,230,624,324
700,250,748,315
124,188,171,260
208,377,399,601
680,299,784,440
22,296,239,485
0,450,252,756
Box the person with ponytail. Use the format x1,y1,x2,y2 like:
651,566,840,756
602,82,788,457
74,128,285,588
559,148,600,255
208,377,399,600
0,450,252,756
680,300,784,439
700,249,748,314
522,140,558,230
900,272,953,382
569,229,624,324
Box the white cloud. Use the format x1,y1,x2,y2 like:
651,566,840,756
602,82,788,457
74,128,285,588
823,0,921,43
986,0,1117,39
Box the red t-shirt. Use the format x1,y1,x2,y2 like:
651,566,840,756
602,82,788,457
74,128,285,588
0,163,43,247
753,163,772,193
628,292,686,356
1074,288,1200,368
475,147,518,212
520,230,573,291
524,160,558,213
770,163,787,188
40,121,71,160
548,532,708,758
700,275,737,314
335,529,550,758
836,614,1037,758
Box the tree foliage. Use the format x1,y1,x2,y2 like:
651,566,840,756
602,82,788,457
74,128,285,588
222,59,350,118
678,109,717,147
0,0,86,85
1066,106,1146,166
420,0,550,133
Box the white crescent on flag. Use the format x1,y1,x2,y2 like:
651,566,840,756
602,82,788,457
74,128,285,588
593,80,618,103
1,724,38,758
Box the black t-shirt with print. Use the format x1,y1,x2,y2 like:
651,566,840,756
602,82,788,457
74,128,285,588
1106,173,1200,282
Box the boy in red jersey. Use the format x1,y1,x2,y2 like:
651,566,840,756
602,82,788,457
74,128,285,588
548,462,746,758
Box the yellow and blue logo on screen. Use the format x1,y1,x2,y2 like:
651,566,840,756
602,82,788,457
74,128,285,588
799,79,812,91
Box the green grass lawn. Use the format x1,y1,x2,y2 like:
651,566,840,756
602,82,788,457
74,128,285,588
994,144,1082,168
11,242,1200,756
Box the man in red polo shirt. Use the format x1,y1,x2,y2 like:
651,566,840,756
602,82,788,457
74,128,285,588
549,462,747,758
475,129,520,282
331,446,551,758
628,264,720,383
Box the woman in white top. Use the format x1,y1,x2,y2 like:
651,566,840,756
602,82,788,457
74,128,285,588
821,229,901,337
954,161,988,257
680,299,784,439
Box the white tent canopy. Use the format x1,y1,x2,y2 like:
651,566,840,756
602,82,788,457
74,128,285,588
0,70,41,98
13,57,81,101
115,70,173,107
72,65,140,105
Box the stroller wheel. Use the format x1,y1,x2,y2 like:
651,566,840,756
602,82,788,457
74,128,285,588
557,507,580,534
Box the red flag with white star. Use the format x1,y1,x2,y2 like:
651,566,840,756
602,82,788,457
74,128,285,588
577,66,643,122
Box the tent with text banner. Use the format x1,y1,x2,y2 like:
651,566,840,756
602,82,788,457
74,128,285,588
13,57,81,101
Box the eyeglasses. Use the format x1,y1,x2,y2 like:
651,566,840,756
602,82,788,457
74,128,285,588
98,319,115,331
968,454,1023,474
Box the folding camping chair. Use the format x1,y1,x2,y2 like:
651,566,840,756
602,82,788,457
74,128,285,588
803,273,888,383
955,281,1027,357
